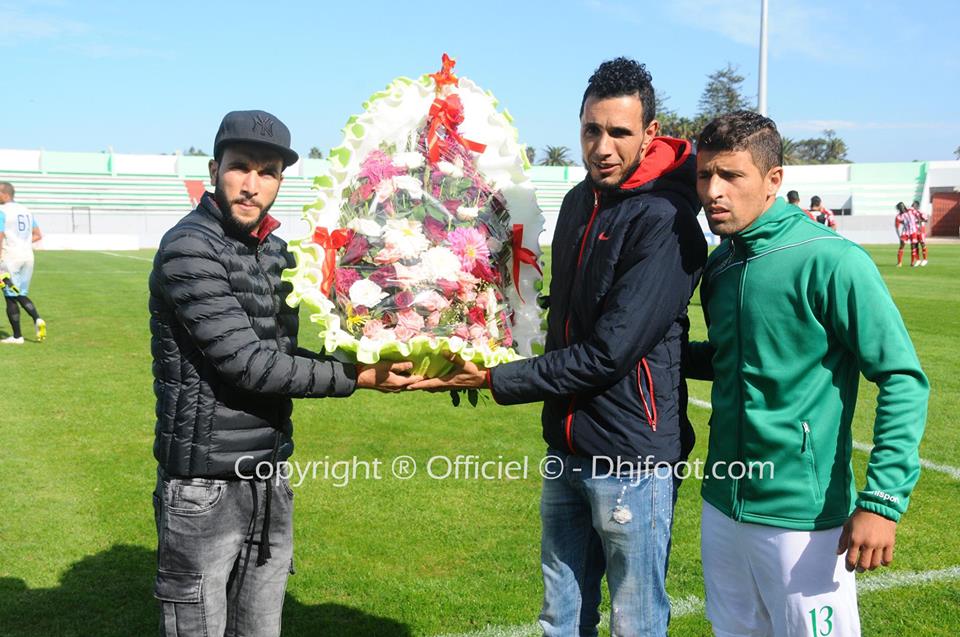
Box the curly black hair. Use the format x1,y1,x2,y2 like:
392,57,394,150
579,57,656,126
697,110,782,174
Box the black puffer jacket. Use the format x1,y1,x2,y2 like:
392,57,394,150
150,193,356,478
489,138,707,467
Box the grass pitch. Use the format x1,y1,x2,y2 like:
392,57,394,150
0,245,957,636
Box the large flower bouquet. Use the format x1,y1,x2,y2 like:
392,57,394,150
284,55,545,378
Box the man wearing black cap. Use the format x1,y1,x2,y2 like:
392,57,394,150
149,110,416,636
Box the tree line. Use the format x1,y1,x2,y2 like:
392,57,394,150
533,63,849,167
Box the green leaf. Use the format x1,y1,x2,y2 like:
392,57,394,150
351,123,365,138
468,389,479,407
313,175,334,189
329,147,351,167
450,390,461,407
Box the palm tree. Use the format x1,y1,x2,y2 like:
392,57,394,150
540,146,573,166
781,137,801,165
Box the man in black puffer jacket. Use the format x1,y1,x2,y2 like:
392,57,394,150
150,110,414,637
411,59,707,636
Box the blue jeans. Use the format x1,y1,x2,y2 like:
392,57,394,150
539,450,677,637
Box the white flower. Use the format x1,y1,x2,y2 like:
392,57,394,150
485,287,499,339
436,156,464,179
456,206,479,221
392,175,424,200
383,218,429,259
419,246,463,282
394,152,425,170
347,218,383,238
349,279,388,308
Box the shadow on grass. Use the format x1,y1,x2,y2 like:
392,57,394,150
0,544,412,636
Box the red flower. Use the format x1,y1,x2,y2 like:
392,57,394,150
394,291,415,308
423,216,448,243
340,232,369,266
368,265,398,288
467,306,486,326
472,259,498,283
334,268,361,298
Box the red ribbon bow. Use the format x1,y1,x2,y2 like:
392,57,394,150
426,94,486,163
511,224,542,303
312,227,351,297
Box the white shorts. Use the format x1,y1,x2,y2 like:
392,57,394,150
2,258,33,297
701,501,860,637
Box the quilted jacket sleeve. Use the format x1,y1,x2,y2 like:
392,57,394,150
156,230,357,398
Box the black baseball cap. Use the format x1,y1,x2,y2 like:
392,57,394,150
213,110,299,167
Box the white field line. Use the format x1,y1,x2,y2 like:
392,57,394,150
436,568,960,637
98,251,153,262
852,441,960,481
688,398,959,481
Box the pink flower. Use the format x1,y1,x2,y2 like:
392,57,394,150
414,290,450,312
436,278,459,297
502,325,513,347
374,245,403,265
334,268,362,298
468,324,487,341
341,232,369,266
395,309,425,342
394,324,419,342
362,319,386,339
423,216,448,244
426,311,442,328
359,149,406,186
453,324,470,339
447,227,490,271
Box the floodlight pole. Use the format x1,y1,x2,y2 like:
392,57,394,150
758,0,769,115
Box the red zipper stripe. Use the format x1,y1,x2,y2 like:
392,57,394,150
564,397,577,453
637,358,658,431
562,190,602,454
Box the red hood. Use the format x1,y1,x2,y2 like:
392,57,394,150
619,137,692,191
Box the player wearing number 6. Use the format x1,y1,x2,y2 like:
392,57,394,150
0,181,46,344
684,112,929,637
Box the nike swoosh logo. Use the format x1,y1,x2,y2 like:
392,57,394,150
598,232,610,241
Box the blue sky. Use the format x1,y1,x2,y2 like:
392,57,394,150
2,0,958,163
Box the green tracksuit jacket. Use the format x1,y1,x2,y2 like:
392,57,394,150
688,197,929,530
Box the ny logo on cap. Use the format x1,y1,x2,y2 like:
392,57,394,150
253,114,275,138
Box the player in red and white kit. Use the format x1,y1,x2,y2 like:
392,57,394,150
808,195,838,230
907,200,928,266
895,202,920,268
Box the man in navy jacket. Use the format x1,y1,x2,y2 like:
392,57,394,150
412,58,706,636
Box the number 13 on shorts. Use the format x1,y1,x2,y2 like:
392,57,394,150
809,605,834,636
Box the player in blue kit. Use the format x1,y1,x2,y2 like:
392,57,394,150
0,181,46,344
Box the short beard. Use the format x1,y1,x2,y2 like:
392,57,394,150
585,151,644,193
214,185,272,235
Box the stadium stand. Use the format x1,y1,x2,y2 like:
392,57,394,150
1,148,958,248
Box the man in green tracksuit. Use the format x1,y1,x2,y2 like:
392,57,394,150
685,111,928,637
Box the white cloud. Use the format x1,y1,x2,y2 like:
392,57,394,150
0,7,87,42
586,0,854,62
0,4,170,59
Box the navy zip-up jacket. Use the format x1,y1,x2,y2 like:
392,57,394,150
488,138,707,466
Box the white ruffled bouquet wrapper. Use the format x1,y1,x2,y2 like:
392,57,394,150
284,55,545,378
